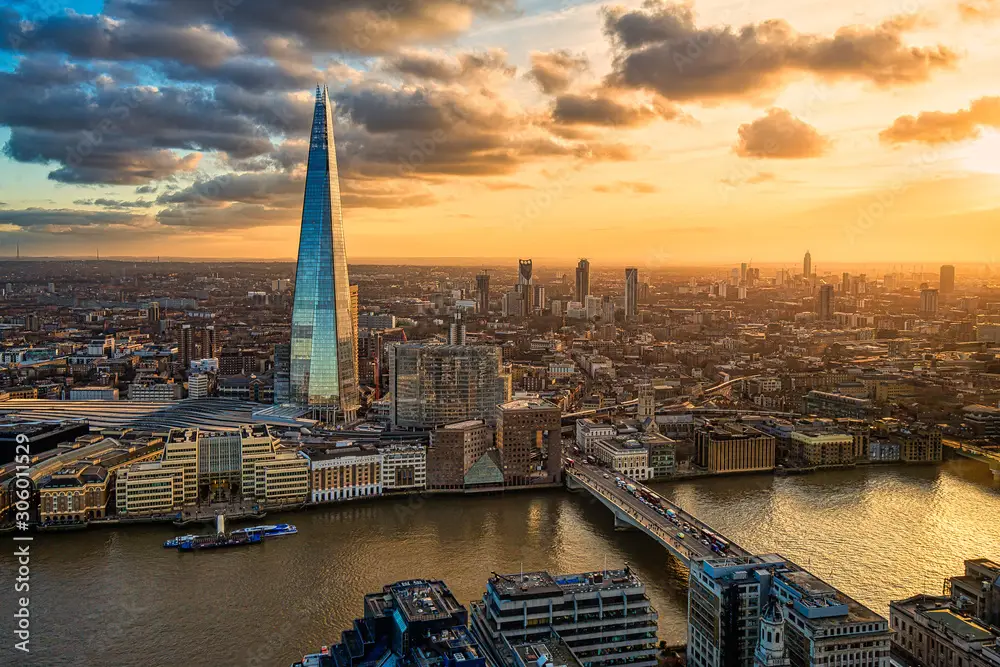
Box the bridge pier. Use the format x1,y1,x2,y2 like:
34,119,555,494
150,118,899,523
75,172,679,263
613,509,638,531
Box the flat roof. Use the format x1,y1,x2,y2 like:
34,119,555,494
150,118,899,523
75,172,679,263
923,609,995,641
499,399,558,411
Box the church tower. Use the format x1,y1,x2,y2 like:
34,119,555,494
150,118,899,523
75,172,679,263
755,598,790,667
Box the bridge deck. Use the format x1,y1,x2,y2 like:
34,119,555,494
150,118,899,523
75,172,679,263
566,463,750,565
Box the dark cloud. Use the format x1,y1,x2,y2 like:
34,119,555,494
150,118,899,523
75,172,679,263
879,96,1000,145
156,202,294,230
0,207,146,229
0,62,289,183
527,50,589,94
384,49,514,83
593,180,659,194
135,184,158,194
603,1,958,102
5,10,239,66
552,91,682,127
733,109,830,159
104,0,516,55
73,198,156,209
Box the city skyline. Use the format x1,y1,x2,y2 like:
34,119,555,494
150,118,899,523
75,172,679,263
1,0,999,262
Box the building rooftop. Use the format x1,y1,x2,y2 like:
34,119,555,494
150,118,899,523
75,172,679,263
441,419,487,430
499,399,559,412
490,568,643,599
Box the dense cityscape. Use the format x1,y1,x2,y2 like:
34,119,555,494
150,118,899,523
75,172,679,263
2,0,1000,665
1,84,999,667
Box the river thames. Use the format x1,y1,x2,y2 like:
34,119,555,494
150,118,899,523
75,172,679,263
3,459,999,666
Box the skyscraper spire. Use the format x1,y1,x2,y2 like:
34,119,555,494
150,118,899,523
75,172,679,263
289,85,359,423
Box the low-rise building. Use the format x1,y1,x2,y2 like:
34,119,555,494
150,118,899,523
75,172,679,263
37,462,111,523
116,462,184,515
379,442,427,491
427,420,494,490
307,443,382,503
593,436,650,480
898,427,943,463
253,450,309,504
575,418,616,455
127,380,181,402
890,595,998,667
68,386,119,401
695,421,775,474
790,430,854,467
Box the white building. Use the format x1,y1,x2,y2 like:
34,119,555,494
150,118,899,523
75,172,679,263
576,419,616,454
308,444,382,503
127,382,181,402
379,443,427,491
593,436,650,480
69,386,119,401
188,373,210,399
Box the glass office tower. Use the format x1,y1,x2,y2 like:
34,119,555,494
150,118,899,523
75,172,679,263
290,85,359,422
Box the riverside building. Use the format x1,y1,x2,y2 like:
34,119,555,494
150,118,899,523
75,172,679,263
695,421,776,474
687,555,891,667
470,568,658,667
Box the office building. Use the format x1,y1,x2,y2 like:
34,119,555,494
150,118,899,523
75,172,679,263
147,302,161,323
533,284,546,314
688,555,891,667
890,595,998,667
427,420,494,490
945,559,1000,626
695,421,775,473
477,272,491,314
941,265,956,294
592,436,650,480
921,288,940,315
448,312,467,346
803,250,812,277
115,462,184,515
575,418,616,455
179,324,194,370
289,85,359,423
790,431,854,466
187,373,210,399
817,284,834,320
496,399,561,486
306,442,381,503
518,259,533,313
201,325,217,360
388,343,510,429
293,579,486,667
575,259,590,302
803,391,874,419
127,380,182,402
379,442,427,491
625,268,639,320
68,386,119,401
471,568,658,667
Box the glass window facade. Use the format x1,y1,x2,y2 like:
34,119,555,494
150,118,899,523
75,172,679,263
290,86,359,420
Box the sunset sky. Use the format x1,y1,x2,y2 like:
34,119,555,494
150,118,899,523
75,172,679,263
1,0,999,264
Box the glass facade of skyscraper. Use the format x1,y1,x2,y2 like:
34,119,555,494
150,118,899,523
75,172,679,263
289,86,359,421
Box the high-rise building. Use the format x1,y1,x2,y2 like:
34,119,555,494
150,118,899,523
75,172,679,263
476,271,490,314
471,568,658,667
625,267,639,320
289,85,359,423
179,324,193,371
921,288,939,315
940,264,956,294
741,262,748,284
688,555,891,667
448,312,467,346
273,343,290,404
803,250,812,277
147,302,161,323
294,579,486,667
533,284,545,314
817,284,834,320
496,398,561,485
201,325,216,359
842,272,850,294
388,343,511,429
518,259,533,313
575,259,590,302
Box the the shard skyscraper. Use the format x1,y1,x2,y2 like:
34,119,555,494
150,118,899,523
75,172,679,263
289,85,359,422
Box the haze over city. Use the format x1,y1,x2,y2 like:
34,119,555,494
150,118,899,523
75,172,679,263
1,0,999,262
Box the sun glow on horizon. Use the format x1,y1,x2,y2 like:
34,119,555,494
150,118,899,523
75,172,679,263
959,130,1000,175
